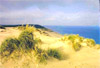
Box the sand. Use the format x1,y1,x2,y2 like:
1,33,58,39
0,27,100,68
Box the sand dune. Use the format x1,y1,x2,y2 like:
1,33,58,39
0,27,100,68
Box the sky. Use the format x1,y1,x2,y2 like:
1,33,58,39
0,0,99,26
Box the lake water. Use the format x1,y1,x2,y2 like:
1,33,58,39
45,26,100,44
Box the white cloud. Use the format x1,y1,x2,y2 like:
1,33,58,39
43,12,99,26
0,7,44,18
0,0,99,25
0,7,99,26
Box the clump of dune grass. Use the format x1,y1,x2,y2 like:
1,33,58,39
17,26,25,30
47,49,63,60
68,34,84,43
34,47,48,64
17,24,36,31
73,42,81,51
18,30,34,50
25,24,36,32
0,25,35,57
83,38,95,47
60,34,97,51
60,34,84,42
34,47,63,64
0,38,19,57
60,34,83,51
18,24,36,50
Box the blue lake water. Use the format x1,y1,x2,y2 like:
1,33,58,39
45,26,100,44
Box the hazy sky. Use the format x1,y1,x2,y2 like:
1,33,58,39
0,0,99,26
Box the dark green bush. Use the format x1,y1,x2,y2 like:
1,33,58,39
47,49,62,60
18,30,34,49
0,25,5,29
0,38,19,56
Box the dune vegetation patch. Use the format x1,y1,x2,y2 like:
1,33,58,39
0,25,64,67
34,47,48,64
47,49,63,60
0,25,99,68
18,30,34,49
60,34,96,51
0,38,19,57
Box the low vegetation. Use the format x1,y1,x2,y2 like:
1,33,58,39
0,25,63,65
34,47,48,64
60,34,96,51
0,25,5,29
83,38,95,47
0,24,100,68
18,30,34,49
0,38,19,57
47,49,63,60
17,26,25,30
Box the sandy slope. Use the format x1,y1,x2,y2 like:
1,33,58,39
0,27,100,68
0,27,21,45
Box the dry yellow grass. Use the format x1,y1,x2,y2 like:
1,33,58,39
0,27,100,68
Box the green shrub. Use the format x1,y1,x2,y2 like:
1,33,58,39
68,35,75,42
61,34,84,43
73,42,81,51
18,30,34,49
25,24,36,32
83,39,95,47
47,49,62,60
34,47,48,64
0,25,5,29
67,35,82,51
17,26,25,30
61,34,83,51
0,38,19,56
68,34,84,42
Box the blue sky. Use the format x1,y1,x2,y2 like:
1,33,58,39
0,0,99,26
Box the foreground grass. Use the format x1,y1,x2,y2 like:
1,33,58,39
0,25,63,67
47,49,63,60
